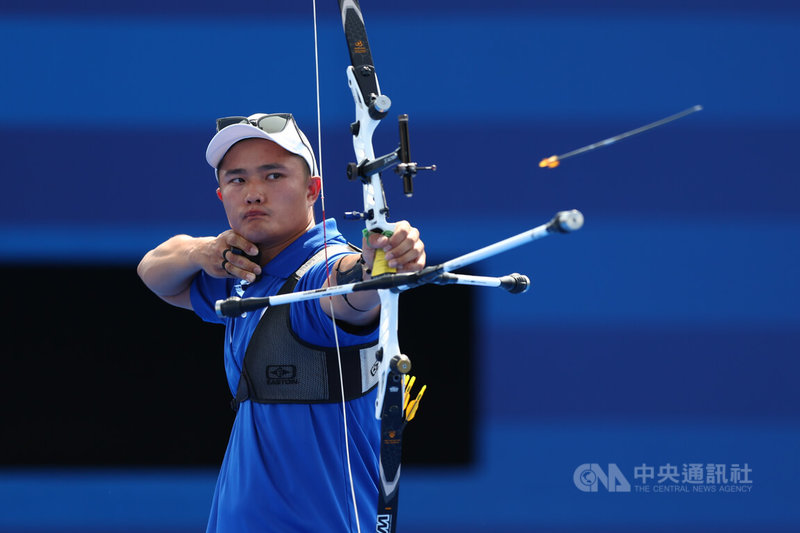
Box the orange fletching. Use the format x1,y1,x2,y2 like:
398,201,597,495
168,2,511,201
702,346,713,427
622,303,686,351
539,155,560,168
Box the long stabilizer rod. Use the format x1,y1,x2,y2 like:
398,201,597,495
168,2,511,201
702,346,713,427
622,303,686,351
215,210,583,318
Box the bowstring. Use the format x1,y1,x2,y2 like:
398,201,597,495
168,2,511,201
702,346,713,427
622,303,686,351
312,1,362,531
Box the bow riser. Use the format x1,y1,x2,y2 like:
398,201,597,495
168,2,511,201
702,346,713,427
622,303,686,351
345,66,394,237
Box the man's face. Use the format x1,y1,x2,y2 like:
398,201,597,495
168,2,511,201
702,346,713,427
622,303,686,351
216,138,319,249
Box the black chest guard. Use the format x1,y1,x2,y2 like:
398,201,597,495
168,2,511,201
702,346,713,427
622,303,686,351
231,246,381,411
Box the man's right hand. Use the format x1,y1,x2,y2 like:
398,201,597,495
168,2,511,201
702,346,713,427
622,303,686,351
138,231,261,310
207,230,262,283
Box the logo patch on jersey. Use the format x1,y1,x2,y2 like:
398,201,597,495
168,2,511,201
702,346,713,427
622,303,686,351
234,280,248,297
267,365,298,384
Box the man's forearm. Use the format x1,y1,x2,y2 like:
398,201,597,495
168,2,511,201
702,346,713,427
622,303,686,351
137,235,213,306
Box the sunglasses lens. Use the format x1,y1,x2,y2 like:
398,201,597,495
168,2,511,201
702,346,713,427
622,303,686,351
216,116,248,132
256,114,291,133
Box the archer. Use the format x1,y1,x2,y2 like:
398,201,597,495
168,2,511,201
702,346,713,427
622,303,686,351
137,113,425,532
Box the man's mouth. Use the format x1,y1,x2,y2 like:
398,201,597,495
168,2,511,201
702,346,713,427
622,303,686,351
243,210,268,219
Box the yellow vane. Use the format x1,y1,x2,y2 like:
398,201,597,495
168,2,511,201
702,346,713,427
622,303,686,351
403,374,426,422
539,155,560,168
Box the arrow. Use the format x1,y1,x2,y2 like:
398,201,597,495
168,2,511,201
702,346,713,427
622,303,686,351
539,104,703,168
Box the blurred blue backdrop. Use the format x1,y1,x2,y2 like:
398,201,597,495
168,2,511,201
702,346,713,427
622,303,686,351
1,1,799,531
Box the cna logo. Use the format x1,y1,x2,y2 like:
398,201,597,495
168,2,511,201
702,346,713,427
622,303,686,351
574,463,631,492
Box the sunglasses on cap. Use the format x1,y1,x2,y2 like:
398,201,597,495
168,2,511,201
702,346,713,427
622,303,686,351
214,113,318,175
216,113,295,133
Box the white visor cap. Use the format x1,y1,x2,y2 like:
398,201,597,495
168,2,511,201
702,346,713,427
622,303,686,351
205,113,317,180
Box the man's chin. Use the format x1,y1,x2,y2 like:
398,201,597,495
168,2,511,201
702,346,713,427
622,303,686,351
232,222,271,245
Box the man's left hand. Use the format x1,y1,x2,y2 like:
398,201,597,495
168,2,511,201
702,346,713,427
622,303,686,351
362,220,426,274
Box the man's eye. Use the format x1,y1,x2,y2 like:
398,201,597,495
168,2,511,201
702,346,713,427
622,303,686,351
266,173,282,180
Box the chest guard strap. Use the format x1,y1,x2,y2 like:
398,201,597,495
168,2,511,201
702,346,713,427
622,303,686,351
232,246,381,410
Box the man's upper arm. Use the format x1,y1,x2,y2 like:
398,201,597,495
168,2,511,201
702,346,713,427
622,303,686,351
190,271,229,324
158,286,193,310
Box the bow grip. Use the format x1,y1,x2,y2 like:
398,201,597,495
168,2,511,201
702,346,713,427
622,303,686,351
364,228,396,276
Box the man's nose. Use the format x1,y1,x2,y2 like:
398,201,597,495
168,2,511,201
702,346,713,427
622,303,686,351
245,185,264,204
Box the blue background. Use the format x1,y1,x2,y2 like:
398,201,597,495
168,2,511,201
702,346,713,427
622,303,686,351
2,1,799,531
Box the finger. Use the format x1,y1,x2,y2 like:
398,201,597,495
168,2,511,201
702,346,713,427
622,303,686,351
383,224,422,267
227,249,262,277
366,223,414,253
223,256,259,283
388,221,413,244
387,223,418,251
213,256,235,279
203,239,236,279
390,243,426,272
214,234,260,280
361,235,376,264
222,231,259,257
405,248,427,272
366,231,391,250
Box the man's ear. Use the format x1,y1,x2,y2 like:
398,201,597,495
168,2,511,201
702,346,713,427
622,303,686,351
308,176,321,203
216,188,223,201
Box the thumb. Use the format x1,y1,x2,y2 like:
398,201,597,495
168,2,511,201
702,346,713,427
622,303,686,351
361,234,376,269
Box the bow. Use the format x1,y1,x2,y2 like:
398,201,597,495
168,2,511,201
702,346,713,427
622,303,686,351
335,2,433,529
328,6,583,531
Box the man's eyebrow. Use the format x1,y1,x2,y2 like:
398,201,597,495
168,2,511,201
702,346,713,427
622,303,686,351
257,163,288,172
220,168,247,176
220,163,288,176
